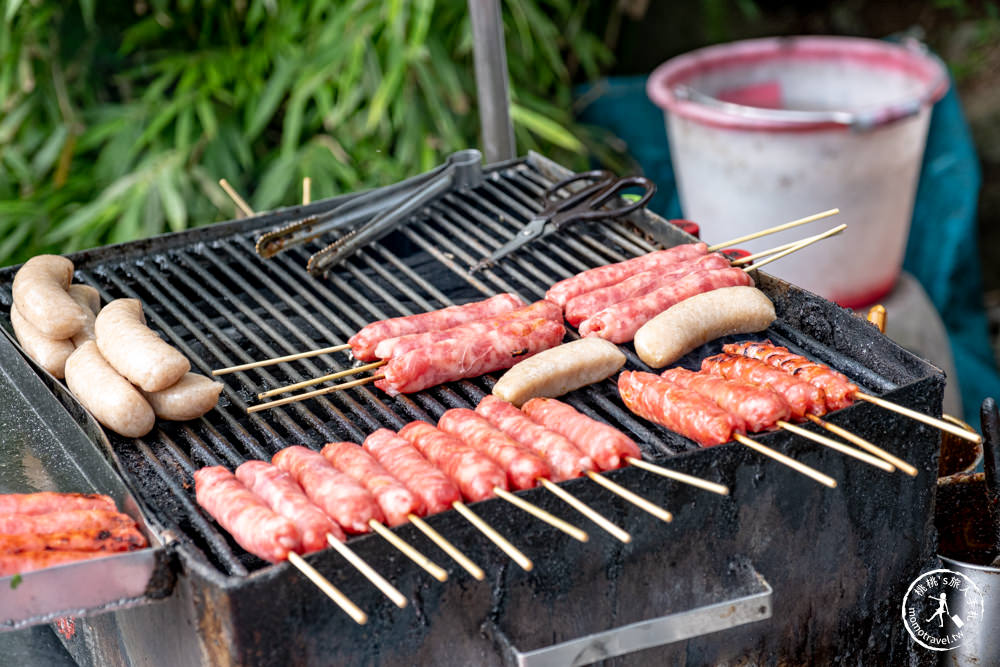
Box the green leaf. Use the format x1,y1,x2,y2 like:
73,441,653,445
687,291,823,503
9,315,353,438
10,573,22,589
510,103,584,152
157,168,186,232
246,55,297,141
4,0,25,23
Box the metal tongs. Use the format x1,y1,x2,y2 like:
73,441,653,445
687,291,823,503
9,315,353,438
256,149,483,276
469,169,655,274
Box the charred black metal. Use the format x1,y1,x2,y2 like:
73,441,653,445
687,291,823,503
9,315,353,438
0,154,943,665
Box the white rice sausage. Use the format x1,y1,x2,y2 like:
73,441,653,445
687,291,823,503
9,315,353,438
65,341,155,438
12,255,88,339
492,337,626,407
143,373,223,421
633,286,776,369
95,299,190,392
10,303,75,379
68,284,100,347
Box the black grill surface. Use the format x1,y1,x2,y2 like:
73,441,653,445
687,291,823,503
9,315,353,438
0,154,944,666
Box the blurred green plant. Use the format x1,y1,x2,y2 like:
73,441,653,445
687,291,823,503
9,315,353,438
0,0,613,266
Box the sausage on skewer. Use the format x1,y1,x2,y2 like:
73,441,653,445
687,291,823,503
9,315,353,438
660,367,790,434
363,429,461,515
521,397,640,471
701,353,826,420
397,422,507,503
321,442,424,526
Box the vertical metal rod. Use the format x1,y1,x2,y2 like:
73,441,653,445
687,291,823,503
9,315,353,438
468,0,516,162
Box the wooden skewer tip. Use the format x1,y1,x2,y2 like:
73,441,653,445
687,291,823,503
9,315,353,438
452,501,533,571
733,434,837,488
776,421,894,472
408,514,485,581
493,487,589,543
707,208,840,251
369,520,448,582
538,478,631,543
585,471,673,523
287,551,368,625
325,534,408,608
624,457,729,496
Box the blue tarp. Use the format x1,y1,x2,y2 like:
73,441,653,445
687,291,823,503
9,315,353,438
577,75,1000,425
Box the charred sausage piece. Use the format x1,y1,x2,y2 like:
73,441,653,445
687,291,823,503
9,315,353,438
397,422,507,503
65,341,156,438
10,302,75,378
521,397,640,471
142,373,223,421
545,243,708,308
634,286,775,368
95,298,190,392
661,367,790,433
701,353,826,420
723,341,857,412
618,371,742,447
363,429,461,515
491,337,626,408
375,317,565,396
476,395,593,481
321,441,424,526
0,492,116,515
0,526,147,554
579,268,754,344
563,253,730,326
0,510,139,536
272,446,383,534
349,293,526,361
235,460,343,552
12,255,88,339
0,550,110,575
437,409,551,490
374,300,561,360
194,466,300,563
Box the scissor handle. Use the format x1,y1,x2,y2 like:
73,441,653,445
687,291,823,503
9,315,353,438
549,175,657,228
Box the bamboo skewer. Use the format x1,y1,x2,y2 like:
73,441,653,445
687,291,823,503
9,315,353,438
538,478,631,543
729,224,846,266
706,208,840,251
213,344,353,376
585,471,673,523
247,374,385,413
805,414,918,476
452,500,533,571
368,519,448,582
776,421,894,472
287,551,368,625
302,177,312,206
218,178,255,217
407,513,485,581
258,360,387,398
741,224,847,273
624,457,729,495
733,434,837,488
855,392,983,444
326,534,408,608
493,487,589,542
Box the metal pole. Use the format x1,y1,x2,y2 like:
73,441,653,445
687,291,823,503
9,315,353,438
468,0,516,162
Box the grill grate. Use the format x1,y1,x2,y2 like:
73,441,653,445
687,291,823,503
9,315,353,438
0,157,894,579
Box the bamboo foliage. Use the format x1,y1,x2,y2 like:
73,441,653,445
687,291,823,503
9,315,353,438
0,0,613,265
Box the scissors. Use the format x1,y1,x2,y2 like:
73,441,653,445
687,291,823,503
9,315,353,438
469,170,656,274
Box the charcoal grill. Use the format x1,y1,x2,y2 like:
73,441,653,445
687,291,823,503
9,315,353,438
0,153,944,665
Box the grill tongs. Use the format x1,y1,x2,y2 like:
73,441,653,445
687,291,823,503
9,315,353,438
255,149,483,276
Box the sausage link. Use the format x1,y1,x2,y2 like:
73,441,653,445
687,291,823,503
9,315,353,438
0,526,147,554
12,255,88,339
142,373,223,421
492,337,625,407
68,284,101,346
563,253,730,326
437,409,550,490
0,510,137,536
545,243,708,307
65,341,155,438
618,371,741,447
521,397,640,471
322,442,423,526
10,302,75,378
701,353,826,419
476,396,593,481
634,286,776,368
272,446,383,534
235,460,343,552
194,466,301,563
95,299,190,392
397,421,507,503
0,550,109,576
349,293,526,361
660,367,790,433
363,429,461,515
0,492,116,515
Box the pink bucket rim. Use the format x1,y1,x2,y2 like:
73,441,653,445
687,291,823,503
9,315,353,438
646,36,950,132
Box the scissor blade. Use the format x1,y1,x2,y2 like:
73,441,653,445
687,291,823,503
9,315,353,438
470,218,548,274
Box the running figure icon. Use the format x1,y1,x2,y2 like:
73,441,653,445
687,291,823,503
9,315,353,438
925,593,950,628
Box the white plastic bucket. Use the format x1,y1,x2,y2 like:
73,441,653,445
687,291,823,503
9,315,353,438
647,36,948,307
